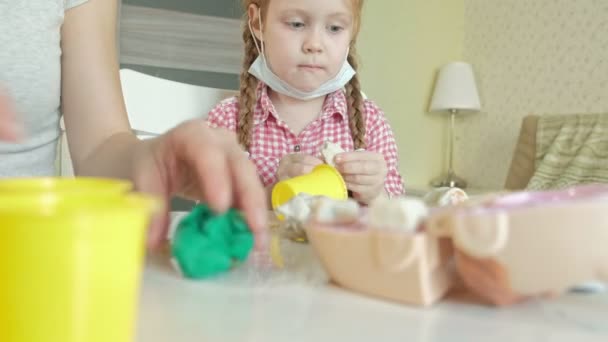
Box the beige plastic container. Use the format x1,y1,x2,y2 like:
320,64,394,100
306,184,608,307
426,184,608,295
306,220,455,306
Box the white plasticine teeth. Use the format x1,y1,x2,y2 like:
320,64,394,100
368,196,429,233
310,197,360,224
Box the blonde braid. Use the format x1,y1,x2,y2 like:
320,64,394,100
344,48,366,149
237,13,260,150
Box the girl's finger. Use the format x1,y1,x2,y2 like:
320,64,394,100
294,154,324,166
344,182,371,196
288,162,316,178
338,160,381,175
343,174,378,186
334,151,380,163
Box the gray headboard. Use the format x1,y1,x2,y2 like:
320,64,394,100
119,0,244,90
118,0,245,210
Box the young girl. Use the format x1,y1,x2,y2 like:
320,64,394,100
207,0,405,205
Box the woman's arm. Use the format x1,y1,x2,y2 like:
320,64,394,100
60,0,267,248
61,0,134,178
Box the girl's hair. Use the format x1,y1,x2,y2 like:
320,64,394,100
238,0,366,150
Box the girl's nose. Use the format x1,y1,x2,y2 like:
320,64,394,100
302,30,323,54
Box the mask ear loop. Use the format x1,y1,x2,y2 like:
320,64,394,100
337,47,351,79
248,8,266,60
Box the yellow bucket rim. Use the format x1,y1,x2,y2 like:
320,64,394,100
0,192,161,218
0,177,133,194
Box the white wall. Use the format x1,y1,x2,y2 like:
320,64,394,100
358,0,466,189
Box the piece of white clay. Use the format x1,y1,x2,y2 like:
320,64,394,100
368,196,429,232
275,193,315,222
321,140,345,167
311,197,361,224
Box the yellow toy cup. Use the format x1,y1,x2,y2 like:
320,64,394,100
272,164,348,210
0,177,132,195
0,190,160,342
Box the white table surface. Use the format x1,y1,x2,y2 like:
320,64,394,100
136,240,608,342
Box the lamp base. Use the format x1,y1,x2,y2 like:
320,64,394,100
430,171,468,189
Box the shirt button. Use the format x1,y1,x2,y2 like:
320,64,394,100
294,145,301,152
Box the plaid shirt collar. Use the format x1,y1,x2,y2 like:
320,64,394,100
254,82,348,124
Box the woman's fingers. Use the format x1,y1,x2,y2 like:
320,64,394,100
228,144,268,250
135,120,268,249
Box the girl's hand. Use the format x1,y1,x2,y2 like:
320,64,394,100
276,153,323,181
334,151,387,205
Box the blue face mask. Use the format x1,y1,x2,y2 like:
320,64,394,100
247,13,356,101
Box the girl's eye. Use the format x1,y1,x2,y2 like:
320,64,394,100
288,21,305,29
329,25,344,33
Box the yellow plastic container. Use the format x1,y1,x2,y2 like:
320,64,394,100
0,189,159,342
0,177,132,195
271,164,348,210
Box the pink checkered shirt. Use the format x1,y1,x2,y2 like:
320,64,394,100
207,83,405,197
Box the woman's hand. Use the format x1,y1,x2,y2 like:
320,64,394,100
131,121,268,250
59,1,268,252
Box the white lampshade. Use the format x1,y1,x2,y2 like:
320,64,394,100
429,62,481,112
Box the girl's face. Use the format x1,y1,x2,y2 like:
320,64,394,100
249,0,354,93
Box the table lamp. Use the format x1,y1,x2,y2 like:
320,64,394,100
429,61,481,188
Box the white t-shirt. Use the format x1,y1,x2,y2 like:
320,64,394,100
0,0,89,177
